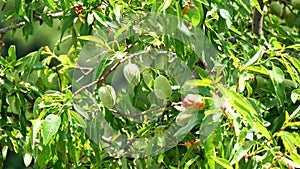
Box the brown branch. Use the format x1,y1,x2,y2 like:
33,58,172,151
0,22,25,34
72,50,168,97
0,22,26,50
252,0,264,36
0,11,65,52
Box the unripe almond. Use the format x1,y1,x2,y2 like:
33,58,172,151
123,63,140,86
154,75,172,99
98,85,116,109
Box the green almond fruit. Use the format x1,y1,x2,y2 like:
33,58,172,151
270,1,283,17
98,85,116,109
176,112,193,126
123,63,140,86
292,0,300,10
154,75,172,99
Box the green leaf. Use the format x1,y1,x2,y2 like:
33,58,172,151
279,131,295,151
114,22,132,40
205,134,216,169
87,13,94,25
92,57,108,81
281,157,300,168
7,95,19,115
227,90,258,116
270,64,285,84
253,121,271,140
199,112,222,143
15,0,24,15
31,119,43,150
291,89,300,103
93,11,108,27
286,44,300,49
33,98,42,118
213,157,233,169
242,46,264,69
230,141,253,165
113,5,122,22
185,79,212,87
244,66,268,75
73,104,88,119
61,13,75,39
2,146,8,160
184,4,204,26
36,145,51,167
288,105,300,123
174,114,197,137
78,35,105,45
184,156,199,169
219,9,232,28
41,13,53,27
269,63,285,104
284,54,300,76
44,0,55,9
70,110,86,128
42,114,61,145
180,143,195,166
23,152,32,167
158,0,172,12
8,45,17,62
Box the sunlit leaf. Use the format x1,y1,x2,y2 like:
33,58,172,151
213,157,233,169
230,141,253,165
242,46,264,69
185,79,212,87
291,89,300,103
158,0,172,12
42,114,61,145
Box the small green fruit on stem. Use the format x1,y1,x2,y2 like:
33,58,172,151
98,85,116,109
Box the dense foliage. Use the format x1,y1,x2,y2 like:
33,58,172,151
1,0,300,168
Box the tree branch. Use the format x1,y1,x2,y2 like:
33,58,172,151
0,22,26,50
252,0,264,36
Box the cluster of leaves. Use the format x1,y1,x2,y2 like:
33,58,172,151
0,0,300,168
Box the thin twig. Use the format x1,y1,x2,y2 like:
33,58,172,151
0,22,25,34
